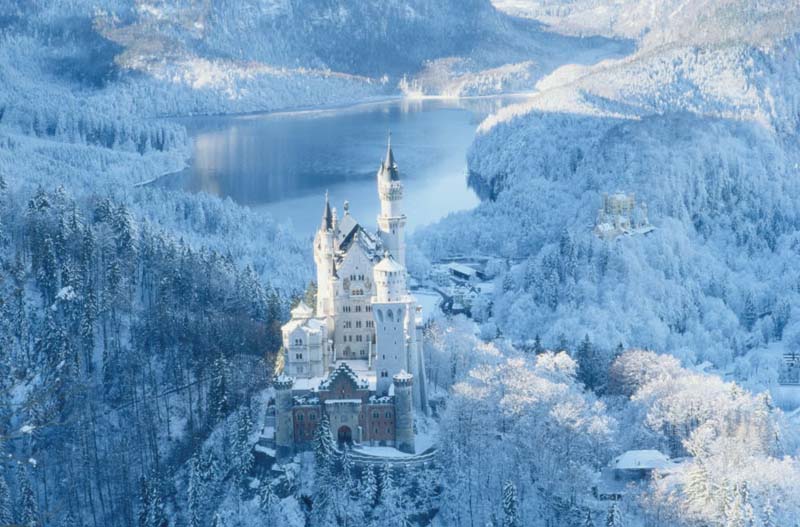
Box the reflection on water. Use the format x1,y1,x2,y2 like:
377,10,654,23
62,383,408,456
158,96,528,236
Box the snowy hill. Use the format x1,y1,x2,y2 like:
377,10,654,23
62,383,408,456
416,8,800,389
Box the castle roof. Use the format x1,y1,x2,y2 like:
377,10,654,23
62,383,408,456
336,221,383,265
321,191,333,230
319,362,370,391
290,300,313,319
282,314,325,335
378,134,400,182
375,253,404,273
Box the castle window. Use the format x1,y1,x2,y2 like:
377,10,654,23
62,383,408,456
344,321,352,328
355,305,362,312
381,370,388,378
295,353,303,360
376,309,383,322
387,310,394,321
366,320,374,328
356,335,362,342
385,412,392,418
372,411,379,418
310,413,316,420
298,414,304,421
355,321,361,328
294,338,303,345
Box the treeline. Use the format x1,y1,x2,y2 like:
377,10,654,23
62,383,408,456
0,180,287,527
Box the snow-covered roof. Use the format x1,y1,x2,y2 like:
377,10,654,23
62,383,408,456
291,300,313,319
282,315,325,335
324,399,363,405
337,221,383,264
375,254,404,273
611,450,671,470
446,262,477,276
393,370,413,381
319,362,370,391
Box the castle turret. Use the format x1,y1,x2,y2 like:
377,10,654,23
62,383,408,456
377,134,407,267
274,374,295,460
314,192,335,317
372,253,410,394
393,371,414,454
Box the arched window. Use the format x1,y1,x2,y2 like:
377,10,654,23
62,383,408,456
387,310,394,321
376,309,384,322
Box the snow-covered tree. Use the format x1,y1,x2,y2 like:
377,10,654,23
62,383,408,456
19,467,39,527
501,481,519,527
0,474,12,527
605,502,622,527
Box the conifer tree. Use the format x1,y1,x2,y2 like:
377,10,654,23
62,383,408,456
361,464,379,506
742,294,757,331
233,406,254,490
605,502,623,527
0,474,12,527
258,479,278,518
533,334,543,354
187,457,202,527
762,499,776,527
502,481,519,527
19,467,39,527
208,353,230,424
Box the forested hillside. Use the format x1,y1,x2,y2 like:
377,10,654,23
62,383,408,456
416,5,800,393
0,181,287,526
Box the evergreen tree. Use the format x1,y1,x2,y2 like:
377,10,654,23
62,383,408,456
772,300,791,340
502,481,519,527
187,457,202,527
59,512,80,527
258,479,278,518
208,353,231,424
605,502,623,527
361,464,379,507
533,334,543,354
762,499,776,527
576,334,604,391
0,474,12,527
233,406,254,490
314,414,335,466
19,467,39,527
685,462,711,508
742,293,757,331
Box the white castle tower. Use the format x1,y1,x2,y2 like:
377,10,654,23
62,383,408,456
377,135,407,267
314,191,336,319
371,252,414,395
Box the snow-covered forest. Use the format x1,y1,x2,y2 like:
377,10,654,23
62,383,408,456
2,1,800,526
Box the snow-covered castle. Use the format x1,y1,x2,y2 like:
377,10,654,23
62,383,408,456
274,137,428,457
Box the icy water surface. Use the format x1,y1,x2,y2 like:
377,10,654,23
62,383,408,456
159,96,526,235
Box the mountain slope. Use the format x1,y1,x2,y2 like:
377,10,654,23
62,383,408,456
416,7,800,392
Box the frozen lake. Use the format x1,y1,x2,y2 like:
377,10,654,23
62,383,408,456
157,96,527,236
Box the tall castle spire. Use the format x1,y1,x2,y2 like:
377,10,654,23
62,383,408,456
377,133,406,267
379,133,400,182
321,190,333,230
